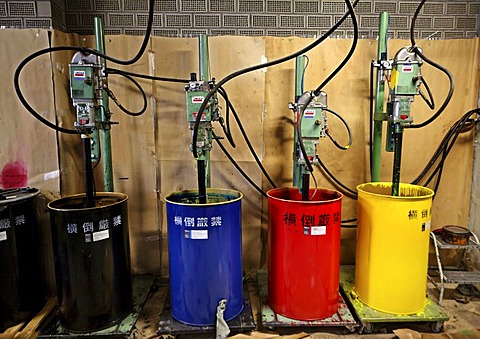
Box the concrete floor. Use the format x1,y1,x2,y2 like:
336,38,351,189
132,280,480,339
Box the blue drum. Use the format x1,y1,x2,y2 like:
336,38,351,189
165,188,244,326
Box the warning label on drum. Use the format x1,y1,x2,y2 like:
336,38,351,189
185,229,208,239
311,226,327,235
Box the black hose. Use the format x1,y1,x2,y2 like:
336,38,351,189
407,0,454,129
107,72,148,116
191,0,360,159
323,108,353,150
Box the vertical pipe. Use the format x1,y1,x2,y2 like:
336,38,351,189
95,17,114,192
301,173,310,201
197,159,207,204
371,12,390,182
198,34,211,189
293,56,305,191
83,136,95,207
198,34,211,81
392,127,403,196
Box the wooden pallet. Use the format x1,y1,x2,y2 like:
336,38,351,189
0,298,57,339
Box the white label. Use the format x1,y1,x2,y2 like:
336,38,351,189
402,65,413,73
311,226,327,236
304,109,315,118
0,231,6,241
192,96,204,103
74,70,86,79
93,229,109,242
190,230,208,240
423,220,431,232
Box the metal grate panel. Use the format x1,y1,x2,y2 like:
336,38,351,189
456,17,477,29
24,18,51,28
51,0,65,9
66,0,93,11
124,0,148,11
446,2,467,15
95,0,120,11
181,28,207,36
252,15,277,27
66,13,78,26
321,1,345,14
154,0,177,12
294,29,319,38
109,13,134,27
280,15,304,28
423,3,444,16
444,31,465,39
360,15,379,29
389,15,409,29
0,2,7,17
433,17,455,29
413,17,432,29
397,30,418,39
8,2,35,17
223,14,249,27
152,28,180,36
81,13,105,26
307,15,331,28
239,0,264,12
466,31,477,38
181,0,206,12
238,29,265,35
421,30,442,39
165,14,191,27
266,29,292,36
51,3,65,24
374,2,397,14
194,14,220,27
73,28,94,34
399,2,418,14
210,0,234,12
124,28,146,35
136,14,162,27
266,0,291,13
104,28,122,34
469,3,480,15
294,1,319,13
355,1,372,14
0,18,22,27
210,28,236,35
334,15,352,28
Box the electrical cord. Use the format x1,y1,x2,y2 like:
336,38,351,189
216,87,236,148
419,76,435,110
411,108,480,191
407,0,454,129
217,87,278,189
192,0,360,159
323,108,353,150
106,72,148,116
14,0,155,133
212,131,268,198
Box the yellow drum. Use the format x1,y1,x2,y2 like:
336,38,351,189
355,182,434,314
